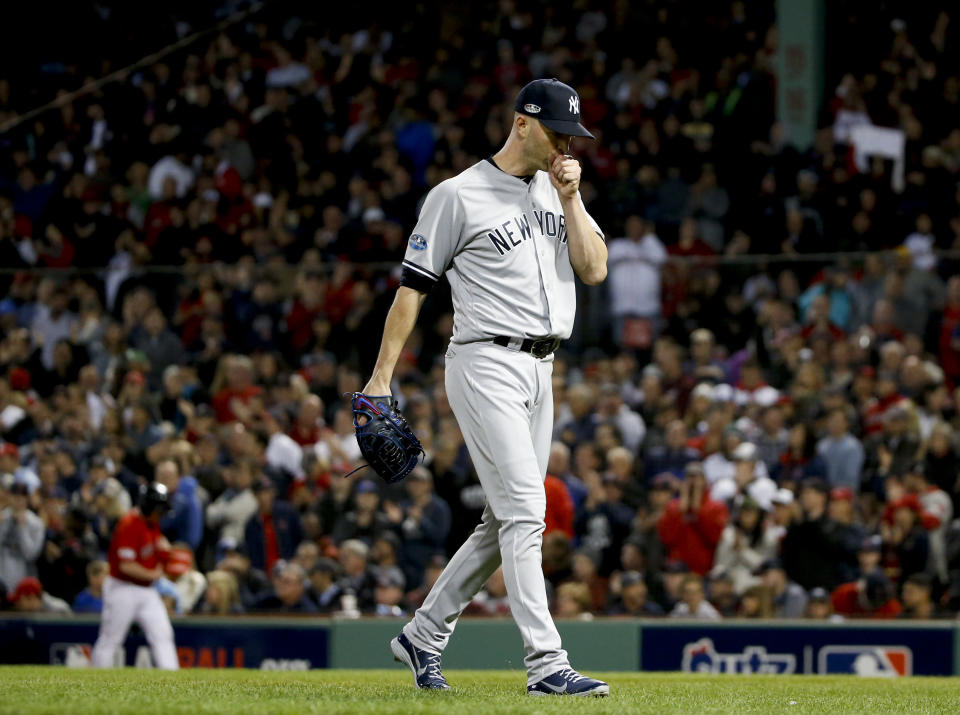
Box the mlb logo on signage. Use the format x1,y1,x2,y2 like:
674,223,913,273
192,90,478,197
818,646,912,677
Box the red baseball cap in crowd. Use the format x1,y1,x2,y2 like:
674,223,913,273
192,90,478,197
830,487,854,502
165,547,193,578
8,367,30,391
0,443,18,459
11,577,43,602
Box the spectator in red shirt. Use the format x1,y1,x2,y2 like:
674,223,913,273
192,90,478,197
657,463,729,575
90,483,179,669
211,355,263,423
543,473,574,539
289,394,324,447
831,570,902,619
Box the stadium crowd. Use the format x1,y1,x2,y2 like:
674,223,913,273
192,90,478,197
2,2,960,622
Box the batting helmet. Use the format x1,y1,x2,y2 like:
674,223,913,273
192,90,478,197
139,482,171,516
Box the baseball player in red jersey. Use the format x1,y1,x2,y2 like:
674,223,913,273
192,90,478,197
91,483,179,669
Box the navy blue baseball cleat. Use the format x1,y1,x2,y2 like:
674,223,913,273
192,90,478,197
527,667,610,697
390,632,451,690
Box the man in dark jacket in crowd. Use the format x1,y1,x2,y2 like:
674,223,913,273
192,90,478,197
782,478,846,590
244,478,303,573
250,561,317,613
389,468,450,590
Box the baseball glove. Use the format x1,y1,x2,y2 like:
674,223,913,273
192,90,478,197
348,393,424,484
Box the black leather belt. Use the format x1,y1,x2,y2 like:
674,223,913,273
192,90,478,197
492,335,561,359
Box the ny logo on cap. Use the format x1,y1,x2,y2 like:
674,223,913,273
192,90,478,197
568,96,580,115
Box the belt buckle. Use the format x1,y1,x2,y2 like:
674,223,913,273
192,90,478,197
530,338,557,359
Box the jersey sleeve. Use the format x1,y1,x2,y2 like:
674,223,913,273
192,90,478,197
113,519,143,562
401,179,464,292
578,192,604,241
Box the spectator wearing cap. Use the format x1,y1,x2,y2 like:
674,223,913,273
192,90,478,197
898,573,944,619
332,479,391,546
880,494,930,588
607,570,664,616
707,571,737,617
306,557,342,613
576,470,635,576
0,483,45,592
828,487,866,583
804,587,836,620
8,576,71,614
862,403,920,497
756,558,808,618
244,478,303,574
711,442,777,512
670,573,721,620
388,468,450,590
710,496,779,595
658,463,728,576
373,566,408,617
902,462,952,584
830,570,902,619
250,561,316,613
702,427,745,489
782,479,846,591
206,460,259,545
816,409,865,493
156,458,202,551
0,444,40,494
165,542,206,613
72,560,108,613
769,488,796,538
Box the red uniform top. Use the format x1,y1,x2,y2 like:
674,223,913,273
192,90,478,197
543,474,575,539
108,510,169,586
830,582,902,619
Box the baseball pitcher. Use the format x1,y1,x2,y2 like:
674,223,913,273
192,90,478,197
355,78,609,696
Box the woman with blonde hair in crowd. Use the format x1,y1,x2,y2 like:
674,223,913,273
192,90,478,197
196,570,243,615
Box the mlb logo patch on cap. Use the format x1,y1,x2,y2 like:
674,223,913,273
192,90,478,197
514,78,594,139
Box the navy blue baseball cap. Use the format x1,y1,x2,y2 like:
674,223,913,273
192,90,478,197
514,78,595,139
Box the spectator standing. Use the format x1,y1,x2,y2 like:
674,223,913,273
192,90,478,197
782,479,846,591
0,483,44,592
244,478,303,574
658,465,728,575
156,458,202,551
607,216,667,348
205,461,259,545
710,497,779,594
816,409,865,492
390,468,450,590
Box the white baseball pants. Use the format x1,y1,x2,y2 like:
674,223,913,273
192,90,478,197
91,576,179,670
404,340,569,684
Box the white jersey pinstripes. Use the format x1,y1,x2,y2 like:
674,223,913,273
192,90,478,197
401,159,603,343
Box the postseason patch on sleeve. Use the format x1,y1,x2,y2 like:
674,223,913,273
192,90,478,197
409,234,428,250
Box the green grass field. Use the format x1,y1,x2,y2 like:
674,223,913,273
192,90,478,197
1,667,958,714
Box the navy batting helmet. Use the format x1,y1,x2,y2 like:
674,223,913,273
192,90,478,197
139,482,171,516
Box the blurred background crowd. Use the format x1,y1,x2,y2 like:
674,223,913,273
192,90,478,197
2,1,960,622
